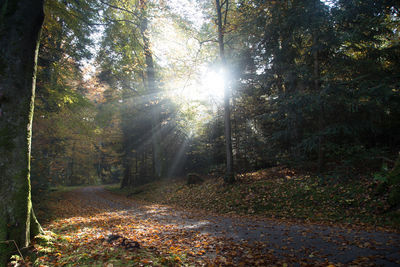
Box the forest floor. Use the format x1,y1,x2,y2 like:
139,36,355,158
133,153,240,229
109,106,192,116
112,168,400,229
26,177,400,266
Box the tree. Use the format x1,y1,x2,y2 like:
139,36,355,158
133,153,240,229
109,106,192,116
0,0,44,264
139,0,163,178
215,0,234,183
31,0,103,190
97,0,169,184
228,0,400,173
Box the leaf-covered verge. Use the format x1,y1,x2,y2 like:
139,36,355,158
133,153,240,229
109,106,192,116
10,179,399,267
17,188,193,267
110,167,400,230
21,186,320,267
26,231,186,267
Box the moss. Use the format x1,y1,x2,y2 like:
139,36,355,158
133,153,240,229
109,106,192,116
0,214,12,266
0,126,16,150
6,169,31,250
30,208,43,237
34,232,55,248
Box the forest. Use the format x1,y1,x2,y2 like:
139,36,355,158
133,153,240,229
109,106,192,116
1,0,400,266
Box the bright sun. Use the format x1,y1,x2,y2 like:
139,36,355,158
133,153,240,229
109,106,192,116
169,68,227,104
200,69,225,101
150,1,228,106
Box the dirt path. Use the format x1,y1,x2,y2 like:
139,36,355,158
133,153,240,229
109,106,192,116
42,186,400,266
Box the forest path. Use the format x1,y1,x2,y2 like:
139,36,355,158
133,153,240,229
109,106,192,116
43,186,400,266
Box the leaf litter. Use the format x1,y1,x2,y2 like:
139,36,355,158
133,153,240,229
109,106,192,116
24,177,400,266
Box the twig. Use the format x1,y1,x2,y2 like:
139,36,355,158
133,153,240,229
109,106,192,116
0,240,25,263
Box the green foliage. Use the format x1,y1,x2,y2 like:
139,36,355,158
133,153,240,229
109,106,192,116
374,163,391,183
373,154,400,211
31,0,113,193
30,0,400,195
223,0,400,173
96,0,145,91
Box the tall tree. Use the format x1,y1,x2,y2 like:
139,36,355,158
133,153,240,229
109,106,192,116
215,0,234,183
98,0,166,184
0,0,44,264
139,0,163,178
229,0,399,172
32,0,103,190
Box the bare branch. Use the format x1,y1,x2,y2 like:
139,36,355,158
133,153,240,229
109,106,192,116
0,240,25,264
223,0,229,27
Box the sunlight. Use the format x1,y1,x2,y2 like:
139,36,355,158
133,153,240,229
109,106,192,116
321,0,335,7
172,67,227,104
150,2,227,107
167,137,190,177
200,69,226,101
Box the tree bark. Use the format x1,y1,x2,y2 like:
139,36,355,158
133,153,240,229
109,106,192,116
140,7,163,179
0,0,44,264
120,159,130,189
313,30,324,173
215,0,234,183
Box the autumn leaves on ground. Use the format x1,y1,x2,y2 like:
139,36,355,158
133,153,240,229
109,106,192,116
34,187,276,266
16,168,399,266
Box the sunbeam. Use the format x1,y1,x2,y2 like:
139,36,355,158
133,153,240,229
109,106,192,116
167,137,190,177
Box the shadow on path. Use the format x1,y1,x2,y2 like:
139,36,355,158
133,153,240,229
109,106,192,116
45,186,400,266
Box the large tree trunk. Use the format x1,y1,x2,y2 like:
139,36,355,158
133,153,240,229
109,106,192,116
0,0,44,264
215,0,234,183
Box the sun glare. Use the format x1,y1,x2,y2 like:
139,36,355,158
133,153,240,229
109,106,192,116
167,67,227,105
200,69,225,101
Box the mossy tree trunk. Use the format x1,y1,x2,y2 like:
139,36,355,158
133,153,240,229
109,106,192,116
0,0,44,264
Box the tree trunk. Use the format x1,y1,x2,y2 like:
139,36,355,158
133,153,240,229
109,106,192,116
232,95,239,170
135,151,138,177
120,159,130,189
69,141,76,185
215,0,234,183
140,7,163,179
0,0,44,264
313,31,324,173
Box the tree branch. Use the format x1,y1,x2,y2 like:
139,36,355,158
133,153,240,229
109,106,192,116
98,0,141,20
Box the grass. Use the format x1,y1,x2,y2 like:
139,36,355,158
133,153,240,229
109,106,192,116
108,167,400,230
